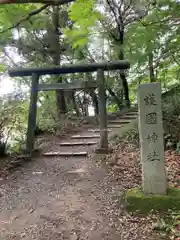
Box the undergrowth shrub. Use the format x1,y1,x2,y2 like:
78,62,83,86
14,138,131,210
120,120,139,145
163,92,180,150
110,120,139,146
36,92,83,135
112,89,180,150
0,93,28,156
37,110,82,136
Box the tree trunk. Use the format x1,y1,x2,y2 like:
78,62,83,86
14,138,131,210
85,72,99,115
56,78,67,115
120,73,130,107
71,92,81,117
84,104,89,116
118,34,130,108
110,7,130,108
77,95,84,115
52,6,67,118
89,89,99,115
83,95,89,116
148,51,156,82
107,87,123,110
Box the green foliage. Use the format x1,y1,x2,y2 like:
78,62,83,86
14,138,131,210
163,92,180,116
110,119,139,145
0,95,27,155
7,134,26,154
0,95,28,154
163,89,180,149
125,0,180,102
36,91,57,133
152,210,180,238
0,0,179,155
0,63,5,72
113,88,180,149
64,0,101,48
107,104,118,113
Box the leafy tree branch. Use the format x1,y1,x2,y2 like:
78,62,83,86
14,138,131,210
0,4,49,34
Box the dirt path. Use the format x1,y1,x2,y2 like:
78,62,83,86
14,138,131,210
0,112,142,240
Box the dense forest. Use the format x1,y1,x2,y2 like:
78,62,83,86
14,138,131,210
0,0,179,153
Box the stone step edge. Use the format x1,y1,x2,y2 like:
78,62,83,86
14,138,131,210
107,125,122,128
108,120,131,123
59,141,97,146
43,151,88,156
71,135,100,139
88,129,112,132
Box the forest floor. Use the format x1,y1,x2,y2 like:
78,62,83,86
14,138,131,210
0,112,179,240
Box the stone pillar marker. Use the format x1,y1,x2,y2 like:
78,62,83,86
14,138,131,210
137,82,167,195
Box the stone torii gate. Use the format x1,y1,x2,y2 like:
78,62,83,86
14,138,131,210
5,0,130,156
9,60,130,156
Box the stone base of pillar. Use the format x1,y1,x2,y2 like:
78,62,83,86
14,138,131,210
95,147,113,154
22,148,42,158
125,187,180,213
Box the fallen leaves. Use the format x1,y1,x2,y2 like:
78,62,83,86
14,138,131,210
165,150,180,188
109,141,180,190
107,141,180,240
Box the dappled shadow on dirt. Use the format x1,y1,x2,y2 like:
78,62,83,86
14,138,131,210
0,120,97,180
0,127,120,240
0,107,177,240
0,138,167,240
0,153,119,239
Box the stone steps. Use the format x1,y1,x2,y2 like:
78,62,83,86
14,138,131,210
59,141,97,146
71,134,100,139
107,125,122,128
43,151,88,157
125,112,138,115
108,119,131,124
120,115,137,119
43,110,137,158
88,129,112,133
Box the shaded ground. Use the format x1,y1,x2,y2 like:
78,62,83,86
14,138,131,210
0,113,172,240
0,128,122,240
108,141,180,240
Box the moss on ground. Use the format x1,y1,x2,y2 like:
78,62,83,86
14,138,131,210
125,187,180,213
